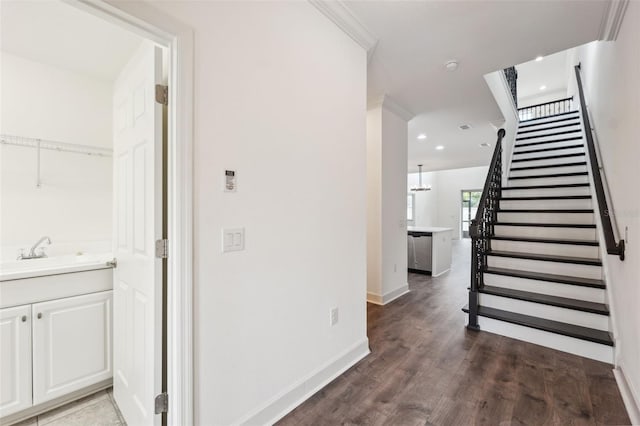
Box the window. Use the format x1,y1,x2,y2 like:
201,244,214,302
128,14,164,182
407,193,415,222
461,190,482,238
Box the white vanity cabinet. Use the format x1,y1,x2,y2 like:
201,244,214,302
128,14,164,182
0,305,33,417
32,291,112,405
0,289,112,421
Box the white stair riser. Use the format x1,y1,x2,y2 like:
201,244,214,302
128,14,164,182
479,293,609,331
520,113,580,126
497,212,594,224
515,139,585,153
464,314,613,363
513,147,584,161
515,133,583,147
484,273,606,303
508,175,589,186
517,124,583,139
502,187,591,198
487,255,602,280
500,199,592,210
494,225,597,241
510,165,587,178
491,240,599,259
510,155,586,169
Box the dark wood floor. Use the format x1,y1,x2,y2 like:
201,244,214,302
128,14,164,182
278,239,630,426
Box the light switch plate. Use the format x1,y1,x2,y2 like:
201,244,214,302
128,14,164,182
222,228,244,252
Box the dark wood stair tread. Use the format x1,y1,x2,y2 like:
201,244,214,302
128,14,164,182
516,129,582,141
509,171,587,180
513,150,585,160
518,118,581,131
500,195,591,200
461,305,613,346
487,250,602,266
498,209,593,213
517,122,581,135
490,235,598,246
480,286,609,315
503,183,589,190
495,222,596,228
511,161,587,171
515,136,583,149
484,267,605,288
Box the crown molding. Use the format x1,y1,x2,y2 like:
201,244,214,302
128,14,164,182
368,95,415,122
598,0,629,41
308,0,378,60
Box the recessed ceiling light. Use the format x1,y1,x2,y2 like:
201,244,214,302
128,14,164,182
539,85,547,91
435,145,444,150
417,133,427,140
445,60,459,71
479,143,491,148
535,55,544,62
459,124,472,130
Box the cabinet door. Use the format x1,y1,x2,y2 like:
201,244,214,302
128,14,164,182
0,305,32,417
32,291,112,405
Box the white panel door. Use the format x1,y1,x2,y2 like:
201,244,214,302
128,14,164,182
112,42,163,426
0,305,32,417
32,291,113,405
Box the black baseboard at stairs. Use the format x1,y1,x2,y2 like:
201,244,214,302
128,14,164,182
490,235,598,246
519,110,580,124
462,305,613,346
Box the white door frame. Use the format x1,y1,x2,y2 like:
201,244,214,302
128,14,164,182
63,1,193,424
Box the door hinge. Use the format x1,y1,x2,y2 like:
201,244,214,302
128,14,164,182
154,392,168,414
155,84,168,106
155,239,169,259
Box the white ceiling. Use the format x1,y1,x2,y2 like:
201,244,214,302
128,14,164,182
517,49,572,105
346,0,609,172
0,0,142,81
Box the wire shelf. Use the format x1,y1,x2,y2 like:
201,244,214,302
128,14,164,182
0,134,112,157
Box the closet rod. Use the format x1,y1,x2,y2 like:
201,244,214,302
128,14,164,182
0,134,112,157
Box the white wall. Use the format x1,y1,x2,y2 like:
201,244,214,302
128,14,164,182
408,166,489,240
568,4,640,422
367,100,409,304
0,52,112,260
131,2,368,424
519,89,568,108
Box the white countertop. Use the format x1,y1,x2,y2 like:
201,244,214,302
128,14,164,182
0,254,114,281
408,226,453,233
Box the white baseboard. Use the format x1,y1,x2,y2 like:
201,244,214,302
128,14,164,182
237,338,370,426
366,283,409,305
614,366,640,425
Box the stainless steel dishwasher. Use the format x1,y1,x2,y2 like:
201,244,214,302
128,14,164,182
408,231,432,274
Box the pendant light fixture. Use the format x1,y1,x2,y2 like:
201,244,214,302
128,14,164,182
411,164,431,192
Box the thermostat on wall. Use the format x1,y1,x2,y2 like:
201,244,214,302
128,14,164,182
224,170,237,192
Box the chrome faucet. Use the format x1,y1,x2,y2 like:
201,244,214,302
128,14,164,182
18,236,52,260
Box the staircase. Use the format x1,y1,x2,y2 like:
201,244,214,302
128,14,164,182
464,107,615,364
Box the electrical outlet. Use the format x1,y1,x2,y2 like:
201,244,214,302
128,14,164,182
330,307,339,326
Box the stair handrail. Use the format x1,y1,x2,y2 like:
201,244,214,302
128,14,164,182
518,97,574,121
467,128,506,330
574,64,625,261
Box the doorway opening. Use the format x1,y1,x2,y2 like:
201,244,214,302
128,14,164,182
0,1,193,425
461,190,482,238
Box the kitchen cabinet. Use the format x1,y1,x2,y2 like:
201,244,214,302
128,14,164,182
0,305,32,417
408,227,453,276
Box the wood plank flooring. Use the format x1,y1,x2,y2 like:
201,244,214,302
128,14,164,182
277,239,630,426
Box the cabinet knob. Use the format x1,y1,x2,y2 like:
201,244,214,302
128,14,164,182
21,315,27,322
37,313,42,319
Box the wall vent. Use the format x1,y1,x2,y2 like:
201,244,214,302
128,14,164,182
459,124,472,130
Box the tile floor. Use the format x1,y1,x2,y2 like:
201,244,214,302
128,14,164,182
13,388,125,426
